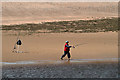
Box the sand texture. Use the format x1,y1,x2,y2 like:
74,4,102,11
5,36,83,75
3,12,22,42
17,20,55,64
2,2,118,25
2,62,118,78
2,32,118,62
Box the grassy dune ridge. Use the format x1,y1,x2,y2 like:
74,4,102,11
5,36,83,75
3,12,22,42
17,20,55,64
2,18,119,33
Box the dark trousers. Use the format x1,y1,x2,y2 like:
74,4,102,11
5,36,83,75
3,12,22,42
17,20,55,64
61,51,71,59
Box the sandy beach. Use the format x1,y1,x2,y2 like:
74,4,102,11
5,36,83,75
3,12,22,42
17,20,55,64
2,2,118,25
2,31,118,78
1,2,119,78
2,32,118,62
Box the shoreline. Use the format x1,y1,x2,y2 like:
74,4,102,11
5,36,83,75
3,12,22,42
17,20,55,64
1,57,119,66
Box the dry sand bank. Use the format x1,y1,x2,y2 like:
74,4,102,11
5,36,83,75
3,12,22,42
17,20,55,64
2,2,118,25
2,32,118,62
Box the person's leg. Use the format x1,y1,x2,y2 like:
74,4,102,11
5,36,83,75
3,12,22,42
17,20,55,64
17,45,19,53
67,52,71,60
61,51,67,60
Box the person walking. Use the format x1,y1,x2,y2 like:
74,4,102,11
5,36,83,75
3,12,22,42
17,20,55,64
16,39,22,53
61,41,74,60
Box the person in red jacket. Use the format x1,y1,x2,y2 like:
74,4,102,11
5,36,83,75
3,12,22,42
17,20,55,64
61,41,74,60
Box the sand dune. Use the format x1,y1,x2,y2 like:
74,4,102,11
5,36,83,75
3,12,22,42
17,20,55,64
2,2,118,25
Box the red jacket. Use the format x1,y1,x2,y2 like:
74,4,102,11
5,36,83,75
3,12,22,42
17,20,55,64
64,43,71,51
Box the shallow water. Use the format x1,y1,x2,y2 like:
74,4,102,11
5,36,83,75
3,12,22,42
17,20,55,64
1,58,119,65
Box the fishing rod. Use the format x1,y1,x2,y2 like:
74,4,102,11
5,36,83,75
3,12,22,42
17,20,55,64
72,43,88,48
12,31,20,52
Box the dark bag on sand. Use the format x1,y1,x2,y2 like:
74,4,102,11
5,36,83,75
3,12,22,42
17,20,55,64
17,40,22,45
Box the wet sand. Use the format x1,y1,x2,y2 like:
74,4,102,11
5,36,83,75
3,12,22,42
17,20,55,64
2,62,118,78
2,32,118,62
